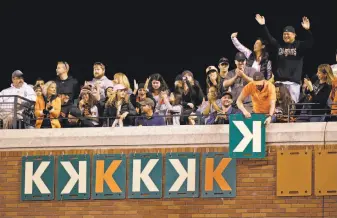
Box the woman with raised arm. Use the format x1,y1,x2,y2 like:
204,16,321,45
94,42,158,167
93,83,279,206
231,32,273,81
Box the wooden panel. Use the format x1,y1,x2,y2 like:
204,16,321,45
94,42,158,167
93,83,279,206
315,149,337,196
277,149,312,196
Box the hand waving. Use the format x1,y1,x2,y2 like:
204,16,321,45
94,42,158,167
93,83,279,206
301,16,310,30
133,79,138,95
231,32,238,38
255,14,265,25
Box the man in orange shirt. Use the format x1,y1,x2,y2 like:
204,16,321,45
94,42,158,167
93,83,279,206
236,71,276,125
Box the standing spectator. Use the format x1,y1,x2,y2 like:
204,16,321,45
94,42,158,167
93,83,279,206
135,98,165,126
0,70,36,129
155,91,183,125
255,14,313,103
207,92,240,125
103,84,136,127
237,71,276,125
148,73,170,104
206,66,226,96
58,92,73,127
218,57,230,80
88,62,114,100
35,81,61,128
78,85,99,126
231,32,273,80
200,86,222,124
55,61,79,103
297,64,333,122
224,52,256,111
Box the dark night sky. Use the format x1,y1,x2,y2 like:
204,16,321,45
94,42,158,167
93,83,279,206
0,1,336,91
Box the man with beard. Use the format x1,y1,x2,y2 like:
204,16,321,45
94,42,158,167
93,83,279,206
255,14,313,103
88,62,114,100
236,71,276,125
55,61,79,103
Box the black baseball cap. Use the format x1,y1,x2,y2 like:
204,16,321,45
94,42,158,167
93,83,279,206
235,52,246,61
283,26,295,34
219,57,229,65
221,92,233,99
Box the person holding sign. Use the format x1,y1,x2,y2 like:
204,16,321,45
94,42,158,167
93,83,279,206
236,71,276,125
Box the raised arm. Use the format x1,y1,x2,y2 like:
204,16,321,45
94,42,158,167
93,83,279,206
231,32,252,58
255,14,280,48
299,16,314,49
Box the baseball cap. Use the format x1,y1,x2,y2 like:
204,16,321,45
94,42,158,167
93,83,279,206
12,70,24,78
69,107,82,118
283,26,295,34
235,52,246,61
139,98,155,107
253,71,265,81
206,66,218,75
221,92,233,99
219,57,229,65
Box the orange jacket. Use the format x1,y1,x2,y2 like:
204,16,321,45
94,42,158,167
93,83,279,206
35,95,61,128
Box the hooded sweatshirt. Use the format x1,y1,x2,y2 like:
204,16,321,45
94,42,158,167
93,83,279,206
55,76,79,102
88,76,114,99
262,25,313,84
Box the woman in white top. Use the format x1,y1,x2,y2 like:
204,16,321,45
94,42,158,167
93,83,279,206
231,32,273,81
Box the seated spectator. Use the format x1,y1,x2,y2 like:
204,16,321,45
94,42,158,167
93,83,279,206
275,83,296,122
97,86,114,124
231,32,273,80
0,70,36,129
206,66,227,97
130,82,156,115
87,62,114,100
35,81,61,128
66,107,96,128
156,91,183,125
207,92,240,125
78,85,99,126
58,92,73,127
237,71,276,125
103,84,136,127
35,78,45,89
55,61,79,103
113,72,132,95
148,73,170,104
224,52,256,112
297,64,334,122
34,85,43,97
135,98,165,126
218,57,230,80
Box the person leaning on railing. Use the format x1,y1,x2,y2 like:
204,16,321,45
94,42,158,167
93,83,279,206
35,81,61,128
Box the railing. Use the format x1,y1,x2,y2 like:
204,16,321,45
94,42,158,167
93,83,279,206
0,95,35,129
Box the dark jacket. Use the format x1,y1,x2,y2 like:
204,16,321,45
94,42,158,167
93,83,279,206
262,25,313,84
103,101,136,126
55,76,79,102
181,80,204,110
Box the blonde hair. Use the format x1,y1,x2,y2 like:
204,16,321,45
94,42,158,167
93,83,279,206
105,90,129,107
114,73,130,89
42,81,57,97
318,64,335,85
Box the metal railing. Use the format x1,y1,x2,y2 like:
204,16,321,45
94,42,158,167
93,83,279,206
0,95,35,129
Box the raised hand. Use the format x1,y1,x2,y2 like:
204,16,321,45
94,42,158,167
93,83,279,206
231,32,238,38
255,14,265,25
133,79,139,95
144,77,150,91
301,16,310,30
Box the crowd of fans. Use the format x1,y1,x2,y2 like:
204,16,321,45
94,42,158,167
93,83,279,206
1,15,337,129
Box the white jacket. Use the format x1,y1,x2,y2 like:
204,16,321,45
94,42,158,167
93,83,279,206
0,83,36,114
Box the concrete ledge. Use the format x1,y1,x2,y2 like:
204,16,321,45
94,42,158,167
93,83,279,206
0,122,330,150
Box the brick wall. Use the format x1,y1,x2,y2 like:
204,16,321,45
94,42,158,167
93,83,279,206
1,146,336,218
